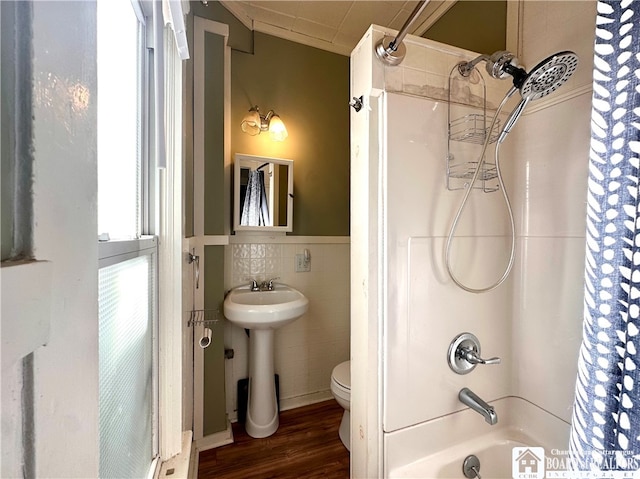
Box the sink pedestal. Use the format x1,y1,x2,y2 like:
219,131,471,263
223,283,309,438
246,329,279,438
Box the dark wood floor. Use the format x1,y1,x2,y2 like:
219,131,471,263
198,400,350,479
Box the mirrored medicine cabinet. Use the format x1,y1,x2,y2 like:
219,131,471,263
233,153,294,233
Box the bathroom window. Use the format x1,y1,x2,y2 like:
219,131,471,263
97,0,147,239
97,0,158,477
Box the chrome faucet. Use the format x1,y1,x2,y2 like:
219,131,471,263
248,277,280,291
459,388,498,425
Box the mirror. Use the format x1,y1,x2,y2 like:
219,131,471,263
233,153,293,232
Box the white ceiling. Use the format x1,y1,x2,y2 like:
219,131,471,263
219,1,457,56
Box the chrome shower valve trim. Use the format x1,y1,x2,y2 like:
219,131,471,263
448,332,501,374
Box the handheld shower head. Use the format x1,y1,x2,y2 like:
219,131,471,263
499,51,578,143
517,51,579,100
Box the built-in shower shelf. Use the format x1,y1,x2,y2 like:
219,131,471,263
449,114,501,145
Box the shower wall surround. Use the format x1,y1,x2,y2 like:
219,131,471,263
509,0,596,423
223,238,350,421
350,10,594,475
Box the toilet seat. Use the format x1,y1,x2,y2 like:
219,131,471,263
331,380,350,403
331,361,350,390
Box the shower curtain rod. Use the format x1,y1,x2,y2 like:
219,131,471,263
391,0,430,51
375,0,430,66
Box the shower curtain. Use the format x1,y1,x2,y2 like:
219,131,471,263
569,0,640,472
241,169,271,226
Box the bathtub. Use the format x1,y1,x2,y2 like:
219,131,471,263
385,397,570,478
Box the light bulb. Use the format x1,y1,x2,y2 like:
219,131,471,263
268,114,288,141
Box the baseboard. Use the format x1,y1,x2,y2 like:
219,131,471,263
159,431,193,479
193,421,234,453
279,389,333,412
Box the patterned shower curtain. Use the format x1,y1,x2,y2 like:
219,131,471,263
241,170,271,227
569,0,640,473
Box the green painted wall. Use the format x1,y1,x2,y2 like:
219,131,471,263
183,12,195,239
203,245,226,435
203,32,225,236
231,33,350,236
184,3,254,239
423,1,506,55
191,1,253,53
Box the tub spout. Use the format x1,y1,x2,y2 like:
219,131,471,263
459,388,498,425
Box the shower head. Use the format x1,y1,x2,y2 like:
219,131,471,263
496,51,578,144
460,50,579,101
510,51,579,101
457,50,579,144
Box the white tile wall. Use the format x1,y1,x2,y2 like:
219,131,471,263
223,240,350,420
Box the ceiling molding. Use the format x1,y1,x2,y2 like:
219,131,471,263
216,0,464,57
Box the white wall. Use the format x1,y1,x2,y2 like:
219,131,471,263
223,238,350,419
32,2,99,475
510,0,596,423
0,2,100,477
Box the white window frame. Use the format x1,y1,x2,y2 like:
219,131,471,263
97,0,187,466
97,0,160,472
97,236,160,464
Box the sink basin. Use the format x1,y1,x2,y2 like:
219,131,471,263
224,284,309,330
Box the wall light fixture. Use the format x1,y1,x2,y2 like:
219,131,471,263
241,106,288,141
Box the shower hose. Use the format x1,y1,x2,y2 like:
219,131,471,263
444,86,518,293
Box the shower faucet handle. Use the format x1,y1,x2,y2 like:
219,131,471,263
448,333,501,374
458,346,501,366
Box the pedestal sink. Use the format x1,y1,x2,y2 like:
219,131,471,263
224,283,308,438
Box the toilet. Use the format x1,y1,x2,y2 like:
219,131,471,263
330,360,351,450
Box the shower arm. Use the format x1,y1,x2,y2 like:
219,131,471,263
458,55,490,77
374,0,431,66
